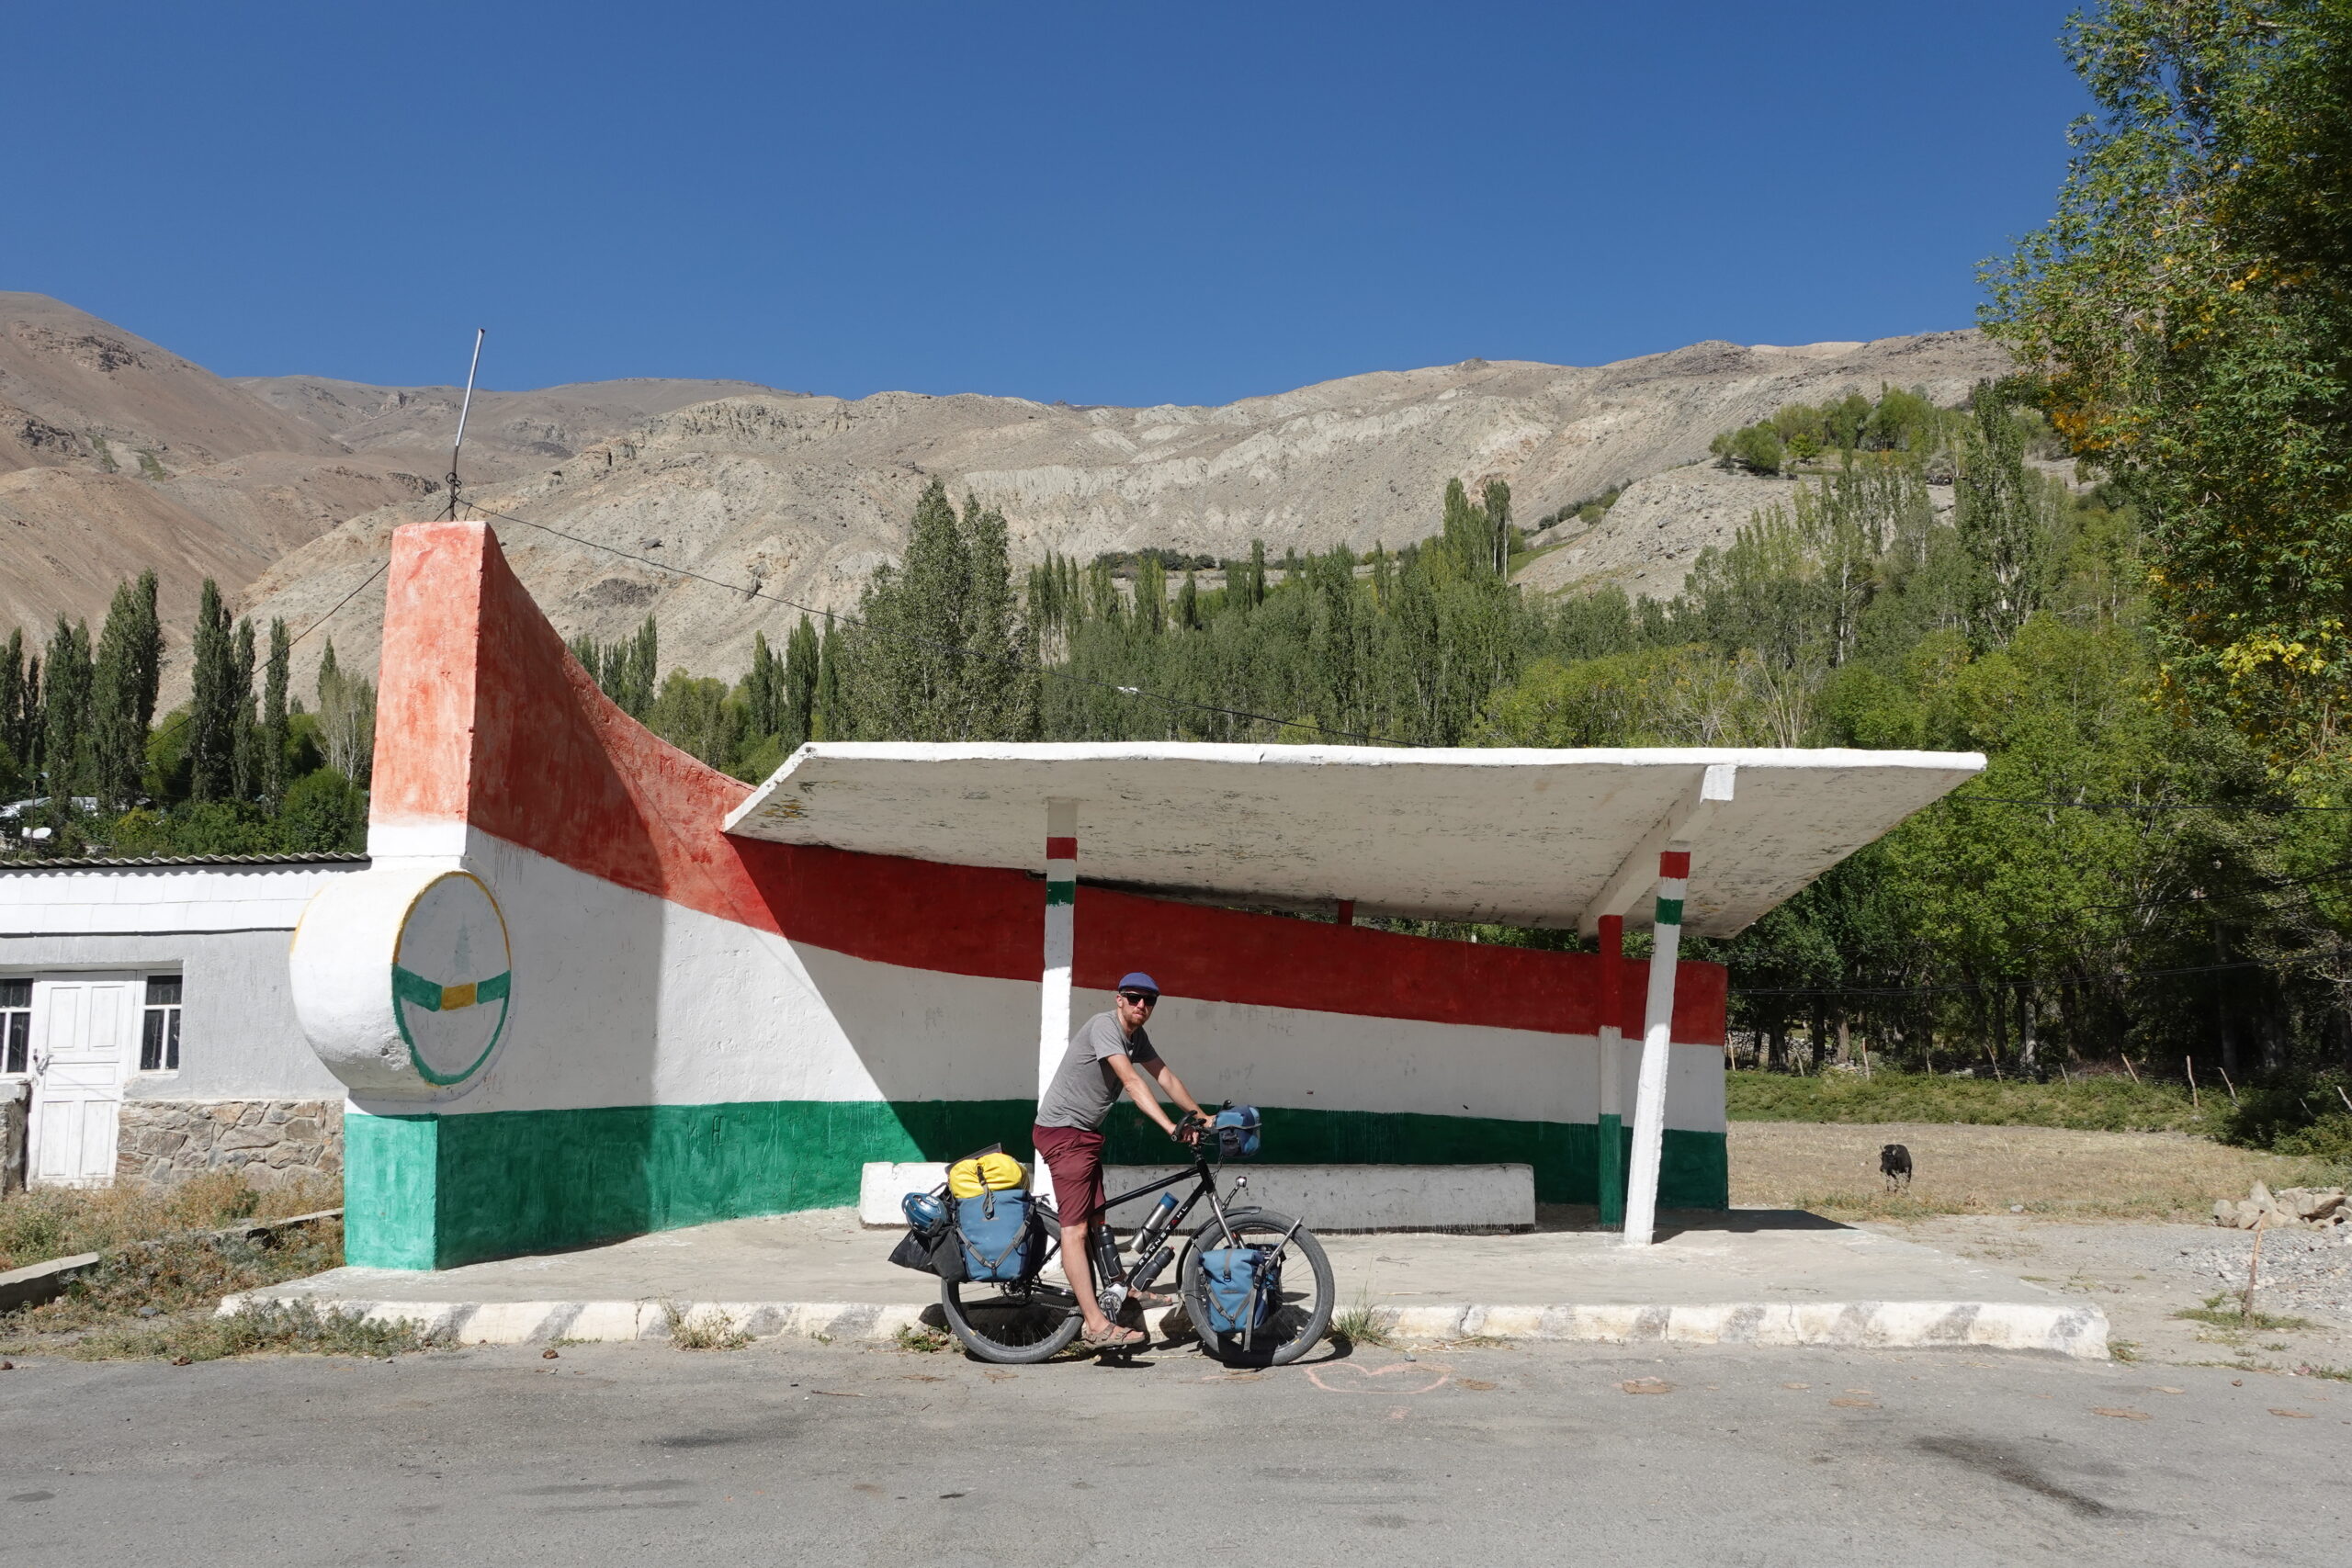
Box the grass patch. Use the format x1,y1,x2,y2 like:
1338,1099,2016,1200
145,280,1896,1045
0,1201,345,1356
894,1323,952,1354
69,1299,436,1362
2109,1339,2140,1362
662,1302,752,1351
2175,1293,2318,1333
0,1170,340,1272
1329,1292,1396,1348
1726,1068,2201,1133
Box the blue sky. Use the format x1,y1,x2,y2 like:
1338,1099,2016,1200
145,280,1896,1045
6,2,2086,407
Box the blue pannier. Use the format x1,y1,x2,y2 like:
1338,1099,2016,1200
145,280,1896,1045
1208,1105,1261,1159
956,1188,1033,1281
1198,1245,1281,1333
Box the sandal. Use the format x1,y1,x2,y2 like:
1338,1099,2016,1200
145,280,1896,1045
1126,1288,1177,1308
1082,1323,1147,1349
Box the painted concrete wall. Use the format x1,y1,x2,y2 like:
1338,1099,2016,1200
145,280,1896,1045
291,523,1730,1270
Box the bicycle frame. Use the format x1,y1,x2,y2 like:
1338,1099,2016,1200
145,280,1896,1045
1015,1151,1244,1316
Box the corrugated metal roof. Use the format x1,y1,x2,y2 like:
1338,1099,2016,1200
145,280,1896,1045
0,852,370,871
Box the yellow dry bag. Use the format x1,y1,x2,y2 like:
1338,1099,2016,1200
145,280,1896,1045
947,1151,1026,1199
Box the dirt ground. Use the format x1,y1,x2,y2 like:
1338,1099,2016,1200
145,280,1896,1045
1730,1121,2352,1371
1729,1120,2337,1222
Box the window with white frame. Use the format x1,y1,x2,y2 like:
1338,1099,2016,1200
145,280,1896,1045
140,974,183,1073
1,978,28,1075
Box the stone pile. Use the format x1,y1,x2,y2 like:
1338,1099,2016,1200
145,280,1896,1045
2211,1180,2346,1230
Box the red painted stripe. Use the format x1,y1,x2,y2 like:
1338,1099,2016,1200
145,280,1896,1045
1045,837,1078,860
1659,850,1691,879
372,522,1727,1046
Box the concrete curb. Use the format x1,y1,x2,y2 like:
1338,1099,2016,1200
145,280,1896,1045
219,1292,2108,1359
0,1253,101,1314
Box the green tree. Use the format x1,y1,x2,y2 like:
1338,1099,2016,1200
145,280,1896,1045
187,580,237,803
1983,0,2352,766
841,481,1036,741
231,619,259,799
40,615,94,805
261,617,291,807
89,572,161,811
782,615,820,749
315,639,377,784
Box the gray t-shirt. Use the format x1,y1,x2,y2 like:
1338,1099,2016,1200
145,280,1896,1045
1035,1010,1160,1131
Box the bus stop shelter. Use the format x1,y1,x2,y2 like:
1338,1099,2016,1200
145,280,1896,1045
723,741,1984,1245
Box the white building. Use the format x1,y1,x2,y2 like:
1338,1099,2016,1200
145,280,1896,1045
0,854,366,1190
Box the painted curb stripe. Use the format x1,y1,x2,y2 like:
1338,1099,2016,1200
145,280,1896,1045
217,1293,2109,1359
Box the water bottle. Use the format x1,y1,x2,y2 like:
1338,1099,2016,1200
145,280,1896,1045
1135,1192,1179,1255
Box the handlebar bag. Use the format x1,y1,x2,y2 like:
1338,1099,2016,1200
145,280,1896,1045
1198,1245,1282,1332
956,1187,1034,1281
1209,1106,1261,1160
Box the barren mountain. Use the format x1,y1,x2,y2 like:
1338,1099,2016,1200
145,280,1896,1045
0,292,781,645
0,293,2010,699
234,331,2008,696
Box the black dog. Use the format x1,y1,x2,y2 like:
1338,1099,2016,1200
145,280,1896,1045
1880,1143,1914,1192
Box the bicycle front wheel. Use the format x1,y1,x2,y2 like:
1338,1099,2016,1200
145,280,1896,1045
939,1278,1083,1364
1178,1206,1334,1368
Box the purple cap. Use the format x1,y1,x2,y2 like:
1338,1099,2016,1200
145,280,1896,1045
1116,972,1160,996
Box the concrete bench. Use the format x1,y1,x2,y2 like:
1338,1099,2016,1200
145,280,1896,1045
857,1160,1533,1233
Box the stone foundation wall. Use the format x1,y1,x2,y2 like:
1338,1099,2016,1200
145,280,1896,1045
116,1100,344,1190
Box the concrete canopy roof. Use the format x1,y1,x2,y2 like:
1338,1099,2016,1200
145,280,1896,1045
722,743,1984,936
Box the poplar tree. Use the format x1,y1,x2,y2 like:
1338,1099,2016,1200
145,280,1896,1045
91,574,164,811
782,615,820,749
40,616,94,802
262,618,291,807
743,630,782,739
0,629,32,781
231,619,258,799
188,580,237,802
813,612,842,740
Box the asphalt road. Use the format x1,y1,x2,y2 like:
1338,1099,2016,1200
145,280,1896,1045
4,1337,2346,1567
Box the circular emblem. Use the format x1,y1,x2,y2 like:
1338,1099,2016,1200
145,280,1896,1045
389,872,513,1089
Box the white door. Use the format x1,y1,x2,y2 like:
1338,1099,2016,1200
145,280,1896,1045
28,973,138,1188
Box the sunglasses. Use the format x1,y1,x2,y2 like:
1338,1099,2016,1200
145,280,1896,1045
1118,991,1159,1006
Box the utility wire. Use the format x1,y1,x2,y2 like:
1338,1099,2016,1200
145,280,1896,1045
466,502,1407,747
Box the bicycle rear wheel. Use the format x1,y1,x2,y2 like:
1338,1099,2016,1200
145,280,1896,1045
1178,1206,1333,1368
939,1278,1083,1363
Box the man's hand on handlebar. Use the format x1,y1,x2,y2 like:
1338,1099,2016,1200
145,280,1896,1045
1171,1111,1209,1146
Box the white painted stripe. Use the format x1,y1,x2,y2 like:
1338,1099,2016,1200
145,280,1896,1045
336,827,1724,1136
221,1291,2107,1358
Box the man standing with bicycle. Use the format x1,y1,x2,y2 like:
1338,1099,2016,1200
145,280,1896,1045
1034,971,1206,1350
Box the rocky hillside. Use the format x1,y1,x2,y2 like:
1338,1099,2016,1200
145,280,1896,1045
0,293,2009,695
234,333,2007,694
0,292,778,643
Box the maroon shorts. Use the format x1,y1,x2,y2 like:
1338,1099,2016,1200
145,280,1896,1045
1032,1123,1104,1225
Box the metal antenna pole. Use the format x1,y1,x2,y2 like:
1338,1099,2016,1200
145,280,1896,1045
445,327,486,520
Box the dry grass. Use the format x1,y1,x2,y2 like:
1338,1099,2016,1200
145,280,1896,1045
1730,1121,2344,1222
0,1170,342,1272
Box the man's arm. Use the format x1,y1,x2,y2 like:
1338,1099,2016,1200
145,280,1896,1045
1145,1057,1204,1121
1105,1053,1183,1136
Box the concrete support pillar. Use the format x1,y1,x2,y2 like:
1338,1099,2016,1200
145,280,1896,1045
1622,848,1690,1247
1596,913,1626,1229
1035,799,1078,1202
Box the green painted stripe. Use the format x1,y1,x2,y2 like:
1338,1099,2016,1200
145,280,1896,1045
391,965,513,1011
1654,896,1683,926
1045,882,1075,907
1596,1111,1625,1228
344,1100,1729,1270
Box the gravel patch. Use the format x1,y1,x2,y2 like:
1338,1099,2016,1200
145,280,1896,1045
2181,1226,2352,1323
